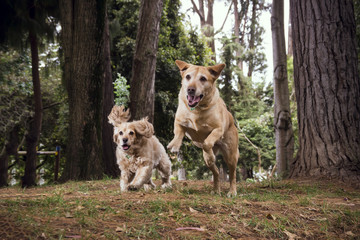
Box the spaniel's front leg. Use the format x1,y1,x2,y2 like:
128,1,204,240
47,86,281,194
128,164,153,191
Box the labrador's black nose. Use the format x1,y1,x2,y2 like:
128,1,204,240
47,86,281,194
187,87,196,96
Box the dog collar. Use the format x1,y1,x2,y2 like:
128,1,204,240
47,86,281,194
190,107,195,111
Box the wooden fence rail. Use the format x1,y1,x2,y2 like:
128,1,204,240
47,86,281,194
17,146,61,182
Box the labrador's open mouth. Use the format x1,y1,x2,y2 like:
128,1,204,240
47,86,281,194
187,94,204,108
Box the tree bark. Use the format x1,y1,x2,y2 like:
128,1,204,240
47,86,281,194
233,0,242,70
102,10,119,178
60,0,105,180
247,0,257,77
271,0,294,178
0,126,20,187
129,0,163,123
22,1,42,187
290,0,360,182
191,0,216,58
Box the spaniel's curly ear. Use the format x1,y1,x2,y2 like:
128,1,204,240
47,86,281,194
108,105,130,126
134,117,154,138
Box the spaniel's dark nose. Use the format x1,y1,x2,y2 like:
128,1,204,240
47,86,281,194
122,138,128,143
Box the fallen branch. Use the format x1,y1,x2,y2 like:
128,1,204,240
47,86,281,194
176,227,205,232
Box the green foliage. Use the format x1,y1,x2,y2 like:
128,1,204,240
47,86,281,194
113,73,130,106
218,35,274,178
238,112,276,171
0,0,59,49
0,41,67,185
108,0,212,177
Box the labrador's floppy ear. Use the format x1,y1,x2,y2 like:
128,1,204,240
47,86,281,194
175,60,191,73
134,117,154,138
207,63,226,79
108,105,130,126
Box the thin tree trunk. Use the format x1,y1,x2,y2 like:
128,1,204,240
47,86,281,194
177,152,186,180
102,10,119,178
60,0,105,180
287,11,293,56
290,0,360,182
129,0,163,123
0,146,8,187
271,0,294,178
247,0,257,77
191,0,216,59
0,126,20,187
23,3,42,187
233,0,242,70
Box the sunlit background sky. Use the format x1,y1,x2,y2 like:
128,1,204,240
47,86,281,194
180,0,289,84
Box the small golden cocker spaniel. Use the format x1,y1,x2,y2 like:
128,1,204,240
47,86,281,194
108,105,172,192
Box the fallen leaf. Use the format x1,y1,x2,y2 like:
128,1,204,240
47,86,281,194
218,228,226,233
189,207,199,213
312,217,327,222
345,231,355,236
168,209,174,217
242,199,252,206
65,212,73,218
266,213,276,220
306,207,318,212
64,235,81,239
115,226,125,232
75,205,84,211
283,230,299,240
335,203,355,206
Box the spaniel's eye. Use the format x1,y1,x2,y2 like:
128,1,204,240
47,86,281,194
119,131,123,135
129,131,134,135
200,76,207,82
186,74,191,80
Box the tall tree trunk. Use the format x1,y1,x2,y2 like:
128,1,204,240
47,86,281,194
102,10,119,178
23,2,42,187
247,0,257,77
191,0,216,59
271,0,294,178
233,0,242,70
290,0,360,182
0,126,20,187
60,0,105,180
129,0,163,123
287,11,293,56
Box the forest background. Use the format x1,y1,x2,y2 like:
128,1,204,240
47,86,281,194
0,0,359,187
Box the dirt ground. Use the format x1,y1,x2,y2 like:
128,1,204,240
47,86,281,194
0,178,359,239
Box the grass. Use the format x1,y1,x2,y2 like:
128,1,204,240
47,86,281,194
0,178,359,239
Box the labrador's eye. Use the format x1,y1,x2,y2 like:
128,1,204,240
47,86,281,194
129,131,134,135
200,76,207,82
186,74,191,80
119,131,123,135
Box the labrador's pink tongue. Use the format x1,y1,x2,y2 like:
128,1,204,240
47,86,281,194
187,95,201,105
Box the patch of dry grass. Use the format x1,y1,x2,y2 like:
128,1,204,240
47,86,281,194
0,178,359,239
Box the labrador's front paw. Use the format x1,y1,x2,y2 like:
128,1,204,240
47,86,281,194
167,139,181,153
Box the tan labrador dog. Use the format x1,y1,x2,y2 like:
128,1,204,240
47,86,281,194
167,60,239,197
